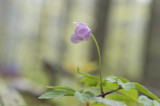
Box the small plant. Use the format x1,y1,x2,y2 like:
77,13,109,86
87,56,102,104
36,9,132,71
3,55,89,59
39,22,160,106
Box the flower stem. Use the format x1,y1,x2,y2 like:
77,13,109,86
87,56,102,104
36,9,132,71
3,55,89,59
91,34,104,96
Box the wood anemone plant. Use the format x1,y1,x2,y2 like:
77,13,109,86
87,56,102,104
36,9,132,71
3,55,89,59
39,22,160,106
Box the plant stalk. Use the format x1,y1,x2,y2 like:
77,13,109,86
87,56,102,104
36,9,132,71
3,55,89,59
91,34,104,96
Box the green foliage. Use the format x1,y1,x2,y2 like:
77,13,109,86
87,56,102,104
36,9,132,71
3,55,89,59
39,71,160,106
104,76,134,91
39,85,96,104
103,81,119,91
105,76,129,83
105,76,117,83
119,89,138,102
107,89,138,105
117,80,135,91
94,97,126,106
133,82,160,102
47,86,75,92
153,100,160,106
139,95,160,106
103,76,160,105
74,91,95,103
107,94,136,105
38,90,74,99
103,76,120,91
77,67,99,80
77,67,100,88
91,102,106,106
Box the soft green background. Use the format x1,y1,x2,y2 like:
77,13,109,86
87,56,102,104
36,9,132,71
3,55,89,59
0,0,159,106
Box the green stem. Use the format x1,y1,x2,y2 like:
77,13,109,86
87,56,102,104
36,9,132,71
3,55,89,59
91,34,104,95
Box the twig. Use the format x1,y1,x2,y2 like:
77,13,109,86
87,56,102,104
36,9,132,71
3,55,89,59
97,86,122,98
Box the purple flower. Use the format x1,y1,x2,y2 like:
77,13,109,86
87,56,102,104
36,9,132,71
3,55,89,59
70,22,91,43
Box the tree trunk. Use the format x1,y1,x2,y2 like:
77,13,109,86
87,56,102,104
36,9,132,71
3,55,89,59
144,0,160,88
91,0,111,61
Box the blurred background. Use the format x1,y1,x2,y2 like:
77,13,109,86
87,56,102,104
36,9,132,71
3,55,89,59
0,0,160,106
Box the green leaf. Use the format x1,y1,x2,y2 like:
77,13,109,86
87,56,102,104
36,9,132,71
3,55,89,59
74,91,95,103
119,89,138,102
46,86,75,92
117,78,129,83
133,82,160,102
105,77,160,102
107,89,138,105
77,67,100,80
78,89,84,93
139,95,153,106
81,77,99,88
91,102,106,106
83,91,95,100
138,95,160,106
103,76,121,91
153,100,160,106
39,90,74,99
105,76,117,83
105,76,129,83
74,91,85,103
94,97,126,106
107,94,137,105
77,67,100,88
117,80,135,91
104,76,133,91
103,82,119,91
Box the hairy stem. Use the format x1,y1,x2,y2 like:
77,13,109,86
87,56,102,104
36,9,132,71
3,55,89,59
91,34,104,96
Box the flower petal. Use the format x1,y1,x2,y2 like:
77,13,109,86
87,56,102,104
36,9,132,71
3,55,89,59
83,31,91,40
77,28,89,36
70,34,83,44
73,22,87,27
71,22,91,43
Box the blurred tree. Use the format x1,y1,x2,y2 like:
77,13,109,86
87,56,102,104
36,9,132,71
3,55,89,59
91,0,111,61
36,0,74,85
144,0,160,88
102,0,150,80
